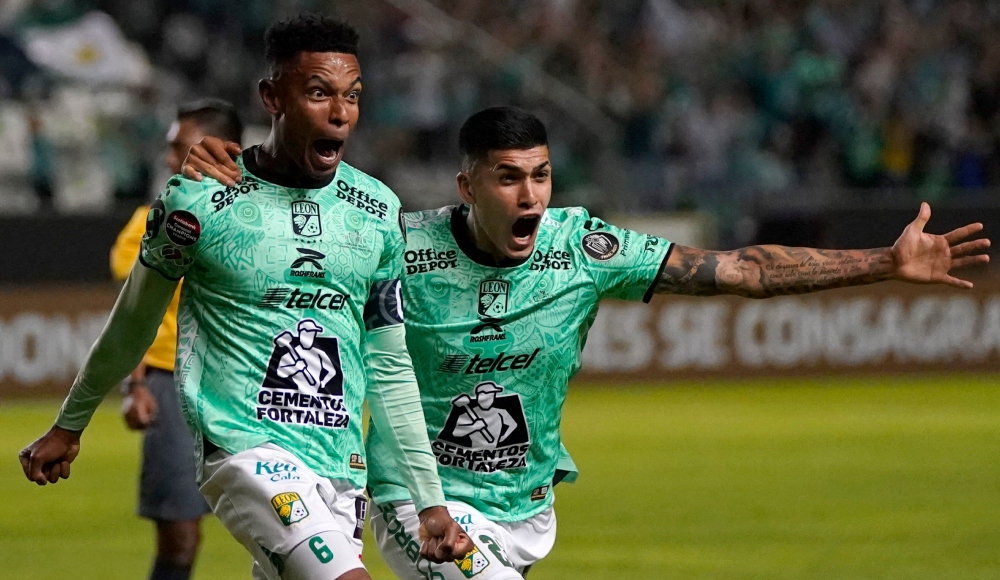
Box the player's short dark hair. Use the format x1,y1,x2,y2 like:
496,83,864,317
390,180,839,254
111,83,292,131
177,98,243,144
459,106,548,171
264,13,359,76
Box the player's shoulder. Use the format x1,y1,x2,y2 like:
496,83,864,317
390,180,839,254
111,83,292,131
541,206,598,240
157,174,222,213
403,205,453,232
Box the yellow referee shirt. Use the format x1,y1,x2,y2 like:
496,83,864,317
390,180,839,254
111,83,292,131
109,205,180,372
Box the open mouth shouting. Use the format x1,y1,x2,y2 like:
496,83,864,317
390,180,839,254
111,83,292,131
509,214,542,252
309,137,345,172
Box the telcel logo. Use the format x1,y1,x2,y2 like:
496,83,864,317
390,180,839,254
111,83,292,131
439,348,541,374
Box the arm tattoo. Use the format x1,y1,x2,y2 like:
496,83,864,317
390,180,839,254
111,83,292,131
655,244,895,298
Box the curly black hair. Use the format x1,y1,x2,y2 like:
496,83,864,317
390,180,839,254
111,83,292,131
264,13,359,74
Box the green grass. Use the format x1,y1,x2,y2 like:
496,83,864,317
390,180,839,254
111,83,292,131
2,375,1000,579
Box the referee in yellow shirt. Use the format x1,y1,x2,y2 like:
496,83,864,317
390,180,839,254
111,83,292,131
110,99,242,580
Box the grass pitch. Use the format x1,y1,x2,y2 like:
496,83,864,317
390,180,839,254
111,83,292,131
2,375,999,579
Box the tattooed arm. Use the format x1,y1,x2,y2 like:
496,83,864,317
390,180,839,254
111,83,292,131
655,203,990,298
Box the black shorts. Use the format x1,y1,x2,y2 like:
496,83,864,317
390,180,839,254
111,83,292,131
137,368,211,522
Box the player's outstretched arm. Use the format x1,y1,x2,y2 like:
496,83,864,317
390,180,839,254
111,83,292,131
19,262,177,485
181,136,243,187
364,324,474,562
655,203,990,298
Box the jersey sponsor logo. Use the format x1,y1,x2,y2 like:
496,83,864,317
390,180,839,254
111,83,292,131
530,485,549,501
335,179,388,219
644,237,660,253
471,280,509,342
405,248,458,275
582,232,619,261
530,248,572,271
271,492,309,526
211,178,260,212
258,287,347,311
438,348,540,374
349,453,366,470
286,248,330,281
165,211,201,246
255,460,301,482
291,200,322,237
256,319,350,429
144,198,165,240
377,504,434,576
432,382,531,473
455,546,489,577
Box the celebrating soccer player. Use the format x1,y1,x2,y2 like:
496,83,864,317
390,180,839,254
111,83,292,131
183,103,990,579
19,14,471,580
109,99,243,580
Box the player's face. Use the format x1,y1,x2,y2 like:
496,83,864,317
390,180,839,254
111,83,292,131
164,119,207,175
264,51,361,178
459,146,551,262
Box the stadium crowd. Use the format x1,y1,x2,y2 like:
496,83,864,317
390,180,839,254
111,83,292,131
0,0,999,215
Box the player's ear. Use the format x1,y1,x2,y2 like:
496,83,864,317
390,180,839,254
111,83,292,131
259,79,281,116
456,172,475,205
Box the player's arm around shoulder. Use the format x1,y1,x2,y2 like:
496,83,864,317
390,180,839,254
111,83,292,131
653,203,990,299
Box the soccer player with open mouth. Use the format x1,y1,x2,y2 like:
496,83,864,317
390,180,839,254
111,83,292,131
19,14,471,580
184,103,989,579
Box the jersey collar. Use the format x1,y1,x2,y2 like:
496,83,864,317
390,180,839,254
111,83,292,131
450,205,530,269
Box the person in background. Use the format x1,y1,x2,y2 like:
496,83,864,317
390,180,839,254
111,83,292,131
109,98,242,580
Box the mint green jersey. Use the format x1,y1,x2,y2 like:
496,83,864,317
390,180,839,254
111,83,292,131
140,149,407,488
367,205,672,521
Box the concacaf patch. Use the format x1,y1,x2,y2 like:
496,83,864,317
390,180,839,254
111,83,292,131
454,546,490,578
271,492,309,526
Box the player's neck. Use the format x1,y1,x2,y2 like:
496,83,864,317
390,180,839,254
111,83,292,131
249,138,337,189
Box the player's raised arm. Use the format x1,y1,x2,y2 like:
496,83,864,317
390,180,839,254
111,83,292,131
19,259,178,485
654,203,990,298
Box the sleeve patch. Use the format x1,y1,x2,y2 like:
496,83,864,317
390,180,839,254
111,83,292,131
165,211,201,246
364,279,404,330
145,198,166,240
581,232,620,261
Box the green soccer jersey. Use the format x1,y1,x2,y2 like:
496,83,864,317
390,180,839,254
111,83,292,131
367,205,673,521
140,149,407,488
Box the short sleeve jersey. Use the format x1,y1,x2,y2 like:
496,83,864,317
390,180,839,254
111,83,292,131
140,150,406,488
366,205,673,521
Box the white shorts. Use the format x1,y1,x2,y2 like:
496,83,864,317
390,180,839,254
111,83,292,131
200,443,366,579
372,500,556,580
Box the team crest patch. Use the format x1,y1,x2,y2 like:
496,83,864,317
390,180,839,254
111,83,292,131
478,280,509,318
454,546,489,578
581,232,619,261
271,492,309,526
291,200,322,237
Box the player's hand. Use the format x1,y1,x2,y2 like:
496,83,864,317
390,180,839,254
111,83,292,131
891,202,990,289
181,136,243,187
417,506,474,563
122,384,158,431
18,425,82,486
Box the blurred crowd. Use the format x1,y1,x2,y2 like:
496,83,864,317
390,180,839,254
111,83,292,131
1,0,1000,216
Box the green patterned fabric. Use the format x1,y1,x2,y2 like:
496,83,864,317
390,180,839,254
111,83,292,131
367,205,673,521
140,150,406,488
